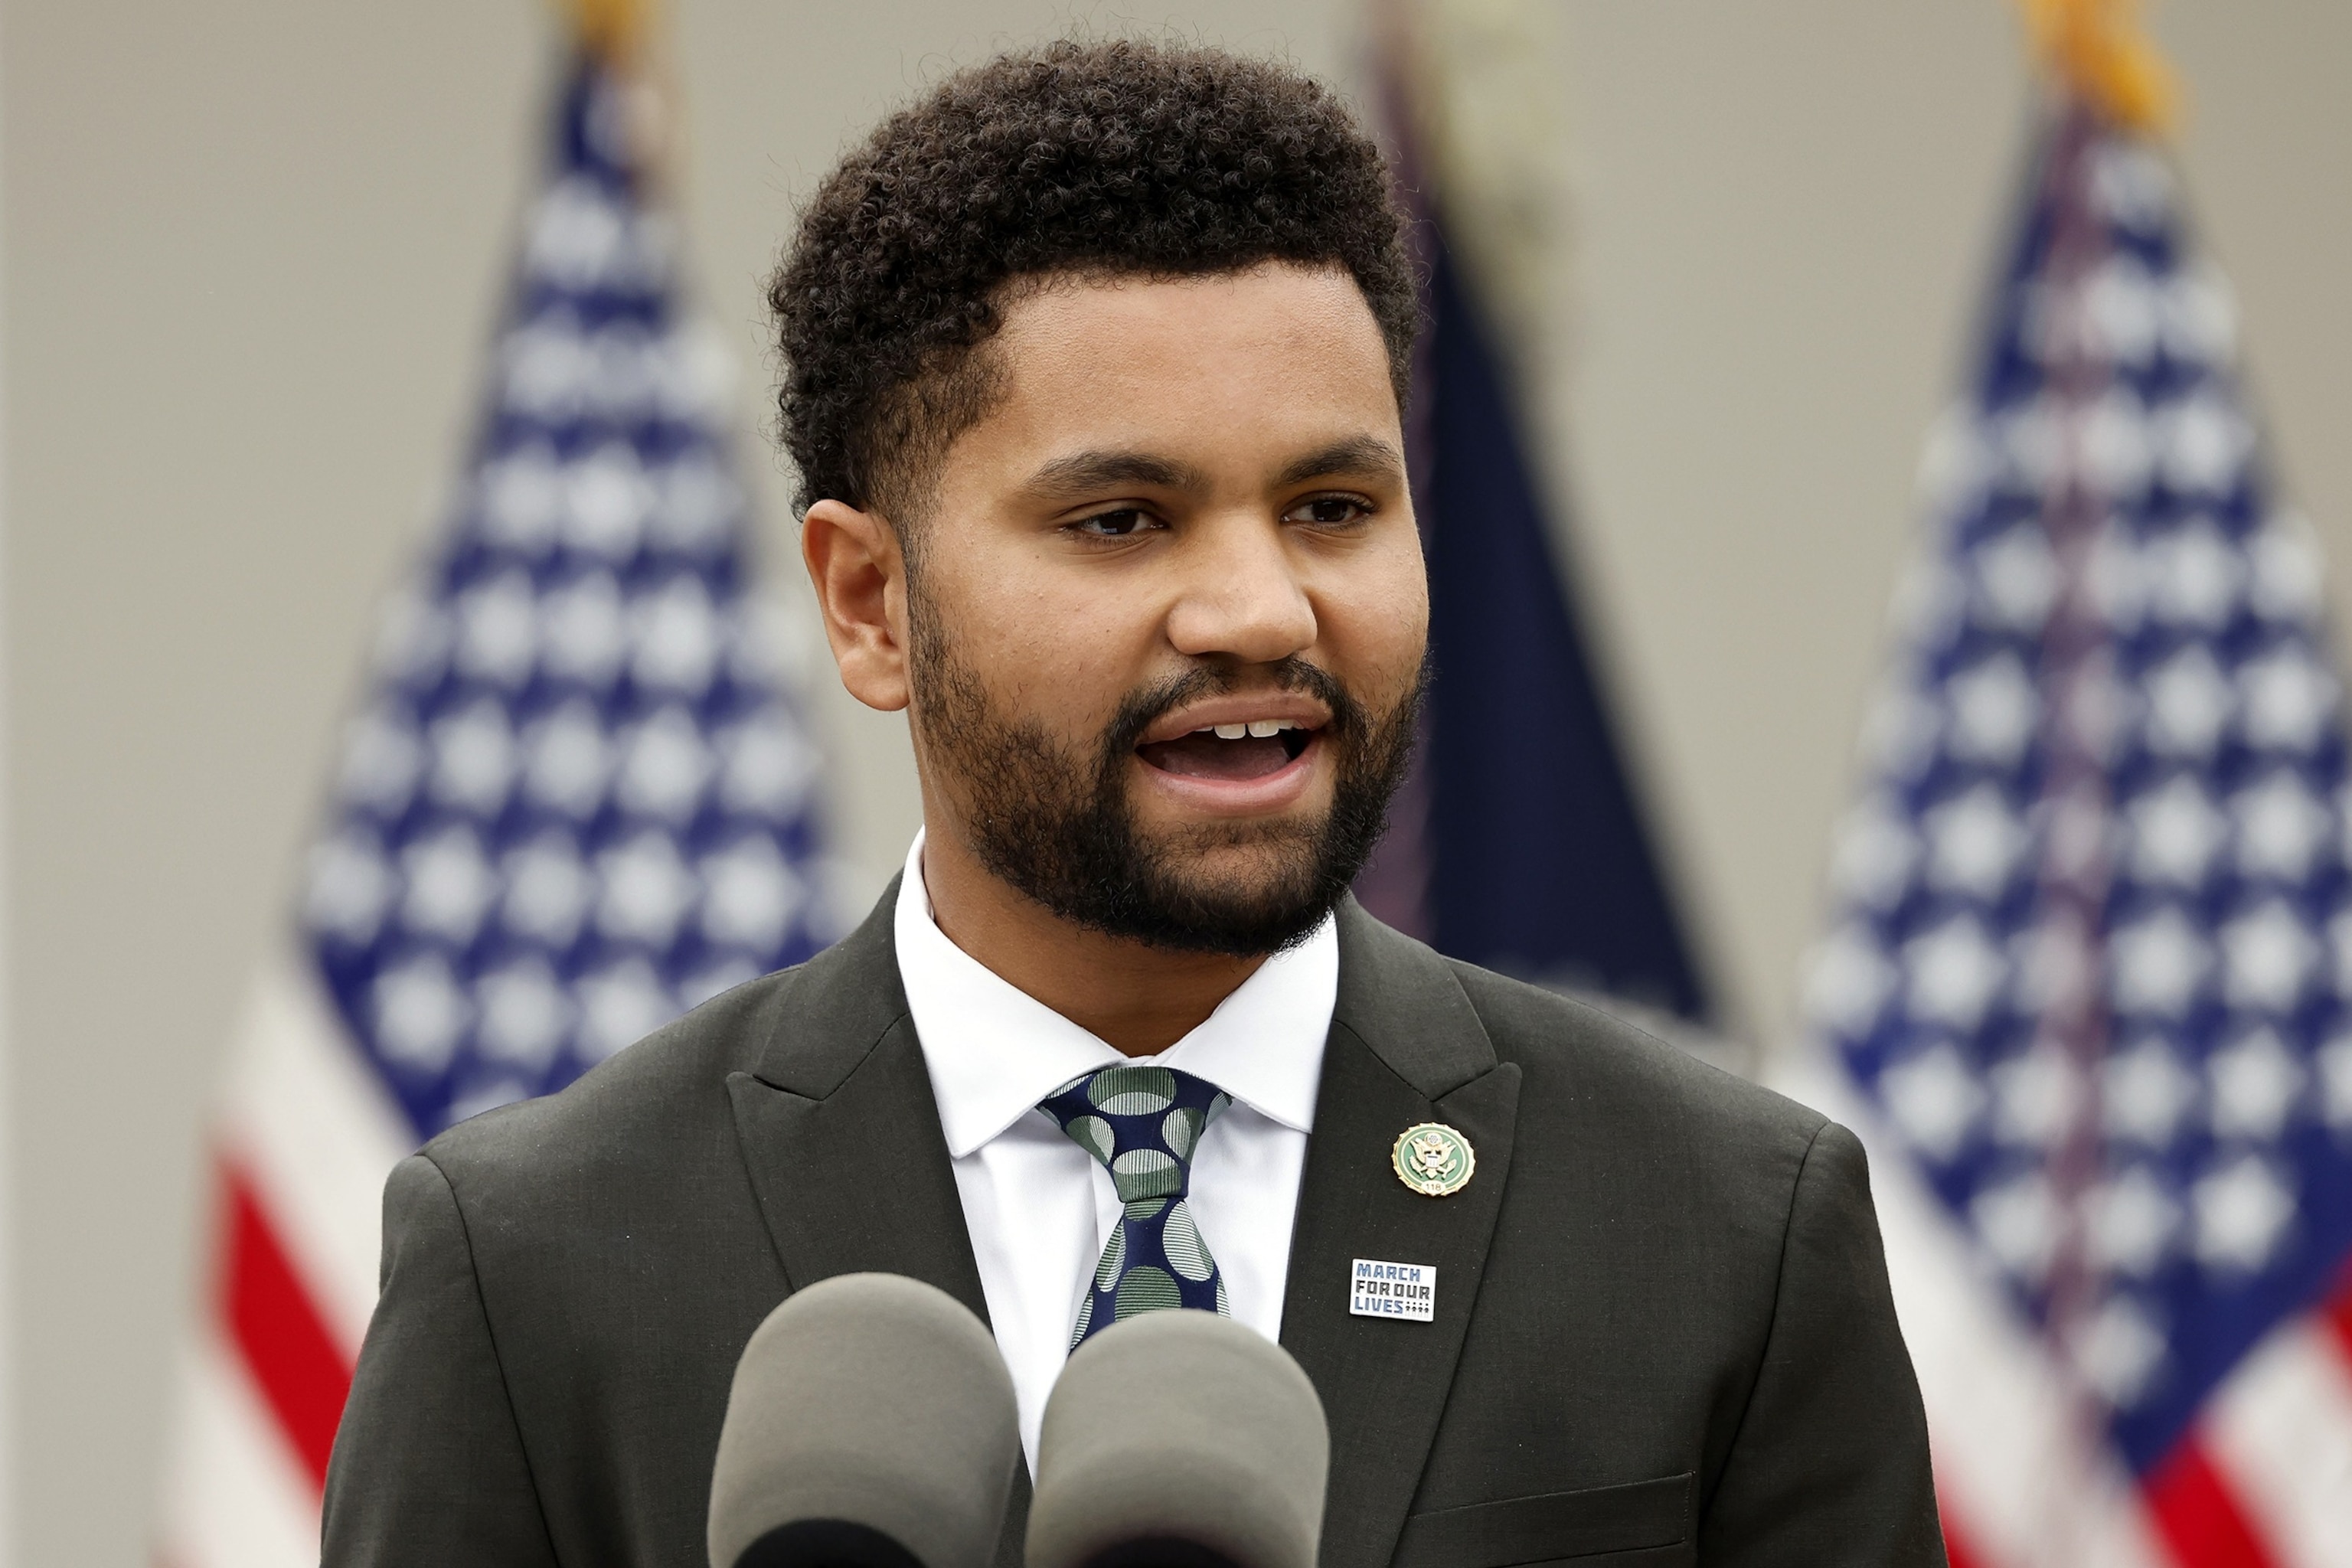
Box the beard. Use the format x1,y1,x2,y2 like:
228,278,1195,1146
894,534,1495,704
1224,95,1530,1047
906,617,1423,958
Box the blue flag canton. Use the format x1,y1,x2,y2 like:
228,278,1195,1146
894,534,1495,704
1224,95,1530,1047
1807,126,2352,1473
301,57,839,1141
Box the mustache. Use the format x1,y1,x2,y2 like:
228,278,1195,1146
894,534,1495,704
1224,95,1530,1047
1101,658,1367,756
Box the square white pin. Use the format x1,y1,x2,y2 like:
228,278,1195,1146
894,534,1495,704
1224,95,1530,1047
1349,1258,1436,1321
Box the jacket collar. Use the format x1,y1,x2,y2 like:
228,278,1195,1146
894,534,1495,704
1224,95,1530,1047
745,874,913,1099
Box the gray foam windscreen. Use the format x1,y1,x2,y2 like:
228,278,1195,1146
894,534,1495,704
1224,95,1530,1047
707,1272,1021,1568
1027,1312,1329,1568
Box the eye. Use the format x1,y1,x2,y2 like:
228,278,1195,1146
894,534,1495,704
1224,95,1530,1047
1285,495,1374,527
1068,507,1161,539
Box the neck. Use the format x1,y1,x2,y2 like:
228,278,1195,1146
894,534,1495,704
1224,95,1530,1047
917,826,1267,1057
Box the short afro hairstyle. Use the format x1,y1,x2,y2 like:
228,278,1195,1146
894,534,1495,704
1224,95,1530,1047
767,38,1417,521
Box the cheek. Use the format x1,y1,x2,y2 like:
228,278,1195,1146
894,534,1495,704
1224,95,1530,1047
922,553,1156,713
1318,541,1430,690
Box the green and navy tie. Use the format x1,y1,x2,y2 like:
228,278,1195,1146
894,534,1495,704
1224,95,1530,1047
1038,1065,1233,1348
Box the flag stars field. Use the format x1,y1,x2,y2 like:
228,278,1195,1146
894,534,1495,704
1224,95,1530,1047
292,57,842,1135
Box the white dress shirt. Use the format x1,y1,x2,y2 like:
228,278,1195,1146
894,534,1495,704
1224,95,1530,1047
893,831,1336,1472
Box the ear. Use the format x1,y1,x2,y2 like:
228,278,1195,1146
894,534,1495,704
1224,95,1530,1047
802,498,910,713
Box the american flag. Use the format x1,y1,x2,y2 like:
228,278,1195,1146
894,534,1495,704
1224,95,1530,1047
1798,100,2352,1567
154,41,840,1565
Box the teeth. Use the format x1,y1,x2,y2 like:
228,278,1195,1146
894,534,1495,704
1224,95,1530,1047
1191,719,1306,740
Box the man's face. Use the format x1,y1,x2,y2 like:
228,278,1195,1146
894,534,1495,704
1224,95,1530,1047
901,263,1429,954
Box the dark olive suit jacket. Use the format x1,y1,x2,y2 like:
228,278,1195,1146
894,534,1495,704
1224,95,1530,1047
322,890,1945,1567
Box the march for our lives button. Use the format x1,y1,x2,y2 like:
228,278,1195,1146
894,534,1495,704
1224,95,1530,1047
1349,1258,1436,1321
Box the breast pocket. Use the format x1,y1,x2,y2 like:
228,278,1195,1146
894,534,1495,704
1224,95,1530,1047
1390,1472,1694,1568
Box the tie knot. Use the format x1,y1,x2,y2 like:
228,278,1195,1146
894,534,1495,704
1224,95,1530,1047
1038,1065,1232,1203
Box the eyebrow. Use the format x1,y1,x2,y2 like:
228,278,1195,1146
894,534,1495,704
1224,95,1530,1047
1272,435,1406,489
1025,449,1209,499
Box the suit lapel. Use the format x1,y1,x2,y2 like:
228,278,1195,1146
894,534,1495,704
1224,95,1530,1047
1282,901,1522,1568
726,877,985,1314
724,877,1032,1565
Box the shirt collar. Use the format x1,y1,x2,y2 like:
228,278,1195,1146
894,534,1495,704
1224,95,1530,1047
895,830,1336,1158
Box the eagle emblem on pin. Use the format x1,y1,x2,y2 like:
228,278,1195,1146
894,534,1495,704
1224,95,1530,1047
1392,1122,1474,1197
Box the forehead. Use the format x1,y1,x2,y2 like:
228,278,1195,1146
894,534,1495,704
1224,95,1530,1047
972,263,1402,464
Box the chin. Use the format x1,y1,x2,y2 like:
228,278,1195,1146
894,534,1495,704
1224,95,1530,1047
1139,825,1325,897
1025,807,1351,958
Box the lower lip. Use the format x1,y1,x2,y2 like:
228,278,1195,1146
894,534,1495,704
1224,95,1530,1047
1132,732,1324,815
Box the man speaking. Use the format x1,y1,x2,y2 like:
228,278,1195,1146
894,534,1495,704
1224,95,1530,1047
325,39,1943,1567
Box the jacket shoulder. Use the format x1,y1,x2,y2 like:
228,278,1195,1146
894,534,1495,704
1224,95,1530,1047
415,959,801,1203
1444,957,1828,1161
416,890,907,1200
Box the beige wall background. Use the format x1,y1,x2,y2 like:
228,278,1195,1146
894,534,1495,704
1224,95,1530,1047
2,1,2344,1561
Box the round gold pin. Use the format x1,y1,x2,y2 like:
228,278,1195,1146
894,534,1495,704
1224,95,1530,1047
1392,1122,1474,1197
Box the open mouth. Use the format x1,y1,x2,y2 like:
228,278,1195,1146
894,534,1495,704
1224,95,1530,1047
1135,720,1318,782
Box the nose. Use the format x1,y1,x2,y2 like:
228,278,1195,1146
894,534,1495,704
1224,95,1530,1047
1163,514,1318,665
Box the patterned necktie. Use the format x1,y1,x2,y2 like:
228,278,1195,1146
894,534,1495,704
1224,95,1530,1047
1038,1064,1233,1348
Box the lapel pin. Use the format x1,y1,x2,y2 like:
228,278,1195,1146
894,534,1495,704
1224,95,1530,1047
1351,1258,1436,1321
1392,1122,1474,1197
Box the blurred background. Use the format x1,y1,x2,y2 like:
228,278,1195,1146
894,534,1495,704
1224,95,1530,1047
5,1,2349,1563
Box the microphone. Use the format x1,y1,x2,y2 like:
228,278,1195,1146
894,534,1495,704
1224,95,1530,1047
707,1272,1021,1568
1026,1312,1329,1568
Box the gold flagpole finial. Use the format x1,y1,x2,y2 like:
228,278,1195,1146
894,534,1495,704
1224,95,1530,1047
2013,0,2179,134
560,0,652,59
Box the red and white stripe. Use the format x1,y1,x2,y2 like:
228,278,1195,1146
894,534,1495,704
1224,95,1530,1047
155,953,411,1567
1780,1059,2352,1568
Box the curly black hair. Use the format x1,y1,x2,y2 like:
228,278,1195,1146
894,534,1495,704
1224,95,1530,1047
767,38,1416,523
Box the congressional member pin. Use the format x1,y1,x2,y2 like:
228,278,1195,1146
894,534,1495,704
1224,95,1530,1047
1392,1122,1474,1197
